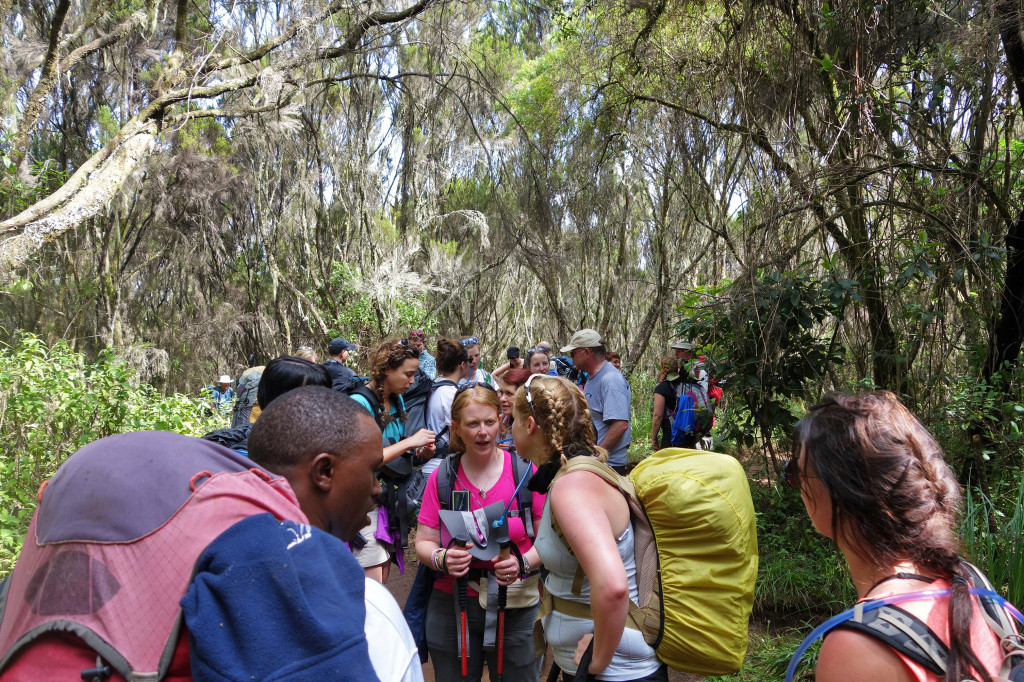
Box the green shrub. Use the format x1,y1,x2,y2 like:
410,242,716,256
751,484,855,616
708,625,818,681
0,335,224,576
961,478,1024,605
628,369,658,463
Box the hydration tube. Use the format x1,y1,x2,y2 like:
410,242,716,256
785,587,1024,682
491,465,532,529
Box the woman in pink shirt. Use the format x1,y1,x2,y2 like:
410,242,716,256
792,392,1006,682
415,383,545,682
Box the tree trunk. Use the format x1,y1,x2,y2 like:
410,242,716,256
987,0,1024,377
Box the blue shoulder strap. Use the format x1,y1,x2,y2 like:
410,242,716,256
785,588,1024,682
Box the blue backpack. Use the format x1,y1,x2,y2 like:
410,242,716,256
671,380,713,444
670,393,697,444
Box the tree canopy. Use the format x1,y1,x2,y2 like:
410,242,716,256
2,0,1024,452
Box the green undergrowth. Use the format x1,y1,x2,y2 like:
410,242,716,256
0,335,224,577
961,476,1024,605
752,483,856,617
708,624,818,681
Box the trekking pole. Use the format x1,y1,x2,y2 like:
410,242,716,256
495,540,511,682
454,539,469,679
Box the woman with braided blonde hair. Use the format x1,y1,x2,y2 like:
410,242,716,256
512,375,666,682
792,391,1005,682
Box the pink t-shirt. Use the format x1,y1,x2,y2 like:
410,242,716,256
418,450,546,595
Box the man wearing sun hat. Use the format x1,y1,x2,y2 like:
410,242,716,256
562,328,632,474
671,339,707,388
206,374,235,415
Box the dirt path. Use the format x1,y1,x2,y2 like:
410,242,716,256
387,546,701,682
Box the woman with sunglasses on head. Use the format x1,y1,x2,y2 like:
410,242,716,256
791,391,1004,682
460,336,495,387
349,339,437,584
512,374,666,682
415,383,545,682
497,368,533,444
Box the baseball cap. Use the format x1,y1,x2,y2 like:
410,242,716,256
328,338,357,355
560,329,603,353
671,340,696,351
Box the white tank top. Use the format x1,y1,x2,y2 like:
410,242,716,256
534,493,661,680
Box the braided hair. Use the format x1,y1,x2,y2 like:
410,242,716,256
513,376,607,465
793,391,993,682
367,339,418,426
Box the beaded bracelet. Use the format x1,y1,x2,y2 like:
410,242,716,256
431,548,446,572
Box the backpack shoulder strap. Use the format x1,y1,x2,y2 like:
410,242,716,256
833,604,948,675
435,453,462,510
554,456,623,489
349,384,385,430
962,562,1024,672
507,453,535,539
548,456,635,556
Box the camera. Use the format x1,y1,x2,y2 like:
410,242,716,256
506,347,521,360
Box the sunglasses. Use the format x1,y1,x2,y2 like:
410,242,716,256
456,380,497,396
297,346,313,351
460,337,480,347
409,331,425,338
783,458,807,491
523,372,545,413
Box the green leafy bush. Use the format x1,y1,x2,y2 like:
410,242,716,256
0,335,223,576
751,483,856,616
961,479,1024,606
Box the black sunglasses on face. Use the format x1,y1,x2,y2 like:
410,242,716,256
784,458,803,491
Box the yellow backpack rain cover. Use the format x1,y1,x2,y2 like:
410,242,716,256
630,447,758,674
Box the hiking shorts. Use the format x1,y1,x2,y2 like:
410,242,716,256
351,505,391,568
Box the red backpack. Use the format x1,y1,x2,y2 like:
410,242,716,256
0,431,307,681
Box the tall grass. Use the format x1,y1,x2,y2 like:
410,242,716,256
961,479,1024,606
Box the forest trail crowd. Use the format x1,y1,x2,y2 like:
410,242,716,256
0,330,1021,682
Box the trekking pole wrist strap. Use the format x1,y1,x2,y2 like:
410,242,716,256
519,553,531,578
